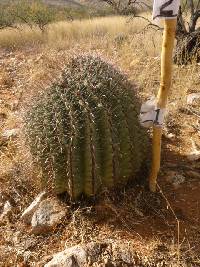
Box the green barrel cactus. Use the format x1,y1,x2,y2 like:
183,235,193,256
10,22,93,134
24,54,149,200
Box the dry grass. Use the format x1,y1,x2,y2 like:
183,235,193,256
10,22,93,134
0,14,154,48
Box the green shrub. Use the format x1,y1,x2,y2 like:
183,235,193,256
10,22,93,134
24,54,149,200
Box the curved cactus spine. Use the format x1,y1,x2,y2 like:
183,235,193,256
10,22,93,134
24,54,150,200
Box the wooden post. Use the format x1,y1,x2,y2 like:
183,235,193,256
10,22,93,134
149,19,177,192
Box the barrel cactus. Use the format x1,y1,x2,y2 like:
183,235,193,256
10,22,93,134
24,54,149,200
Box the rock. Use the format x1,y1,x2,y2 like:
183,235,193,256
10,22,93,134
44,245,87,267
0,201,12,221
21,191,46,224
44,242,107,267
31,198,67,234
1,128,19,140
44,242,143,267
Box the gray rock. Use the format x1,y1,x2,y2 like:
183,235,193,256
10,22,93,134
44,242,140,267
44,242,107,267
31,198,67,234
21,191,46,224
44,246,87,267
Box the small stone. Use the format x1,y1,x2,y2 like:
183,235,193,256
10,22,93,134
31,198,67,234
21,191,46,224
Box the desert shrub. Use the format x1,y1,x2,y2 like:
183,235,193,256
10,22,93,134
24,54,149,200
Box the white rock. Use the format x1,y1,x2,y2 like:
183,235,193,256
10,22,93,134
21,191,46,224
31,198,67,234
44,246,87,267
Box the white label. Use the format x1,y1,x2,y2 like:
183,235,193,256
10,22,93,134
139,96,166,128
153,0,180,20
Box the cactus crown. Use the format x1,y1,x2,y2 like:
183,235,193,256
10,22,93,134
24,54,149,200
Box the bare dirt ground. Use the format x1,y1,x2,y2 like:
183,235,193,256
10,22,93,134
0,46,200,266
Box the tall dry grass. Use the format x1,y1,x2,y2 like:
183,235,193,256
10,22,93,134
0,15,159,49
0,15,163,95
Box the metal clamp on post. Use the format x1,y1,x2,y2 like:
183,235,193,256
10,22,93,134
154,107,166,127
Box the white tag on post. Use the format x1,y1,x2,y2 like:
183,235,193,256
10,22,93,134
139,96,166,128
153,0,180,20
139,96,156,128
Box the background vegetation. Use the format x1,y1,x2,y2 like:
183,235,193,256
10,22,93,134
0,0,114,31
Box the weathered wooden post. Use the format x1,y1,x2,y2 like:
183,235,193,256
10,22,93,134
140,0,180,192
150,0,180,192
